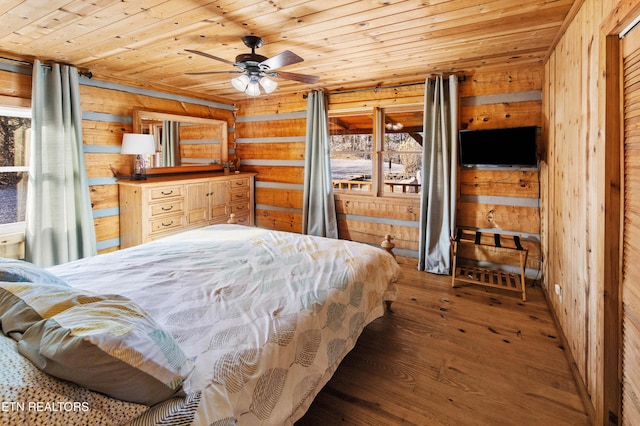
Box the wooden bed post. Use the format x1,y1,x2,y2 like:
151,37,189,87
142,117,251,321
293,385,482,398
381,235,396,313
381,234,396,258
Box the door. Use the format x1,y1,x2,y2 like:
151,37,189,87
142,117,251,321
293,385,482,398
621,21,640,424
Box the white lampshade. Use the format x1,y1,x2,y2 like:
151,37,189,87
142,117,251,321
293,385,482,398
245,79,261,96
259,76,277,93
121,134,155,154
231,74,250,92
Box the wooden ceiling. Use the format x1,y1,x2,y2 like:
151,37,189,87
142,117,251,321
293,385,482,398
0,0,576,103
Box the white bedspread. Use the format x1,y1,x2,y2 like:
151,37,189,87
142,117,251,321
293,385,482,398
46,224,401,425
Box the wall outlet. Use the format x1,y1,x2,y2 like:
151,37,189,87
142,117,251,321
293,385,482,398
554,284,563,302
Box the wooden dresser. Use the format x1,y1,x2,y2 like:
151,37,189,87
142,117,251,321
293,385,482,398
118,172,256,248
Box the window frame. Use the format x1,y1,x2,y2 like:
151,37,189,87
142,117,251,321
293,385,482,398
329,104,424,198
0,105,32,235
329,110,375,194
379,105,424,196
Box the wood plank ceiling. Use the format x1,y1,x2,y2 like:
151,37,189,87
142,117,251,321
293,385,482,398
0,0,576,102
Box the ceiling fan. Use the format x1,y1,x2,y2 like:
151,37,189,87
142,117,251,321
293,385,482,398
185,36,319,96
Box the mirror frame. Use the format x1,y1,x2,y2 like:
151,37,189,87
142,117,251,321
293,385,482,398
132,110,228,175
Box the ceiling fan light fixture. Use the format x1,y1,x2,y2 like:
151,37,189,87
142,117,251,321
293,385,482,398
187,36,317,96
259,76,277,93
231,74,250,92
245,79,261,96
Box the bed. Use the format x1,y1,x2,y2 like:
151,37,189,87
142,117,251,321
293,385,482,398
0,224,401,425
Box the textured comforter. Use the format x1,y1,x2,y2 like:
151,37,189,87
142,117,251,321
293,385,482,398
38,224,401,425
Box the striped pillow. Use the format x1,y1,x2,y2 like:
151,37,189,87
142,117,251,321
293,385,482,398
17,295,193,406
0,282,103,340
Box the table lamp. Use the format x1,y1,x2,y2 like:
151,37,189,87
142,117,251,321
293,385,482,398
121,134,155,180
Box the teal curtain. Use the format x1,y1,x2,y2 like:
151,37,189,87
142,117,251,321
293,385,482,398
302,90,338,238
418,75,458,274
25,60,96,267
161,120,180,166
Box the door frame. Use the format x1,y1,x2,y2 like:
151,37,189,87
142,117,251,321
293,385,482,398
602,3,640,424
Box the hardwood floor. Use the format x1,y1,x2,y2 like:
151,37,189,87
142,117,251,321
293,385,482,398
296,260,590,426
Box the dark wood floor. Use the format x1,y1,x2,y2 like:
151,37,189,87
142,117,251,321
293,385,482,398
296,260,590,426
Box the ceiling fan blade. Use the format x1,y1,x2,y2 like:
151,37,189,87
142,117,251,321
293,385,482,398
275,71,319,84
185,49,236,66
260,50,303,70
185,70,242,75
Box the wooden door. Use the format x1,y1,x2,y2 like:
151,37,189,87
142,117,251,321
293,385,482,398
622,22,640,424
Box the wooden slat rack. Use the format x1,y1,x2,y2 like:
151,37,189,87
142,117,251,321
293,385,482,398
450,229,528,301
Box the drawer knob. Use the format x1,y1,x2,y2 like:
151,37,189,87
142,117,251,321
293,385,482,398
161,220,174,227
161,190,173,195
161,205,174,211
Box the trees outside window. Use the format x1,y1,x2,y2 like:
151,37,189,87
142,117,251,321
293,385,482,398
0,107,31,228
329,106,423,196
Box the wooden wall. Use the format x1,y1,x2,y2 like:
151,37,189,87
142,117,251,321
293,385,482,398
0,64,235,255
543,0,640,423
82,82,235,254
236,67,542,272
458,69,542,276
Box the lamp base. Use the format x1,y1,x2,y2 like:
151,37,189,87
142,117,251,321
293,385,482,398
130,155,147,180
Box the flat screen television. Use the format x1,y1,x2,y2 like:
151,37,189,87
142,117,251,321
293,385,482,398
458,126,538,167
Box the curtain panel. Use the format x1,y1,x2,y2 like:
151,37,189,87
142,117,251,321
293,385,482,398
26,60,96,267
161,120,180,167
302,90,338,238
418,75,459,274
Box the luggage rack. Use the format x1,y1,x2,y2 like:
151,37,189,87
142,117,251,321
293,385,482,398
450,228,528,301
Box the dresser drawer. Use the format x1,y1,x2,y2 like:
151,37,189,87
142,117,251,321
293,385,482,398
149,185,183,201
150,200,184,217
149,214,185,235
231,214,250,225
229,203,249,216
229,178,249,190
228,190,249,203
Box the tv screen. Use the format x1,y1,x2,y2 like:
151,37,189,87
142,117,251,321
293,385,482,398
458,126,538,167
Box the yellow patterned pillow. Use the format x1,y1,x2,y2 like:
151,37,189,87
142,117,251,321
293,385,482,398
17,296,194,406
0,282,106,340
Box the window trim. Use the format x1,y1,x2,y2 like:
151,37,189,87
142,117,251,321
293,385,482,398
329,109,375,195
0,105,32,234
329,104,424,198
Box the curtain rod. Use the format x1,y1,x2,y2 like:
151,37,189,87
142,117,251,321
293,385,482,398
0,56,93,78
0,56,31,66
323,74,466,97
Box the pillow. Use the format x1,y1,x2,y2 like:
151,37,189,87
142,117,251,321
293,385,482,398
0,282,105,340
17,296,193,406
0,258,68,286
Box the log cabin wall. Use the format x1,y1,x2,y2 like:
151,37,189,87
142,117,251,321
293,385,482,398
81,81,235,254
235,66,542,271
234,95,309,233
0,64,235,256
458,68,543,277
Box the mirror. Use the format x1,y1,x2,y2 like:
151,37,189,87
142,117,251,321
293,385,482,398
132,110,228,174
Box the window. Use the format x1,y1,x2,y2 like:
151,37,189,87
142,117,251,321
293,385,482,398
0,106,31,231
381,108,424,194
330,106,423,196
329,113,374,192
